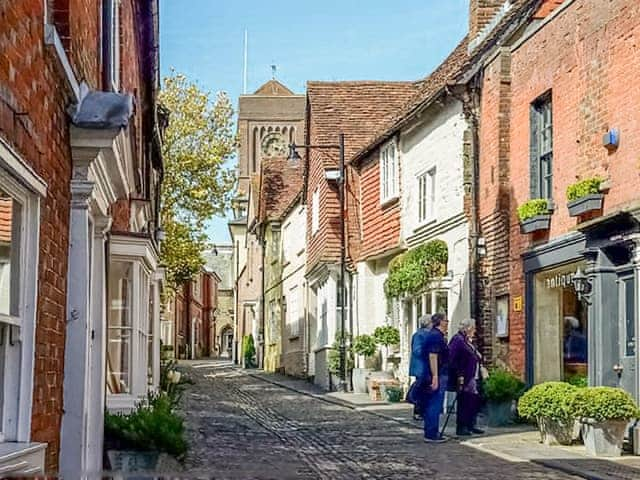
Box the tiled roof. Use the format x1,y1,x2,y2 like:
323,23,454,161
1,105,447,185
351,37,470,165
258,157,303,222
306,81,419,164
253,79,295,96
0,198,12,244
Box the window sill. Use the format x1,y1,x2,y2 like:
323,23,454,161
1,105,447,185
0,442,46,476
380,196,399,208
107,393,145,413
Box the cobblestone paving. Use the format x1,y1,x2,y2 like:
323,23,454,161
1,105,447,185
179,361,580,480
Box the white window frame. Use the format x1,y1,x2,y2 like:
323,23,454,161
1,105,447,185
311,189,319,235
418,167,436,223
380,141,399,204
287,286,299,337
0,150,44,443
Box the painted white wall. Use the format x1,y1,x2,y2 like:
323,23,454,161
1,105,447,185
400,99,467,240
355,258,390,337
282,204,307,341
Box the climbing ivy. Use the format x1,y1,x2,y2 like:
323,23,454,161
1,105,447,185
384,240,448,298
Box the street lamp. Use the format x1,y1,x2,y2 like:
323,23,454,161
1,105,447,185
288,133,348,392
572,266,592,305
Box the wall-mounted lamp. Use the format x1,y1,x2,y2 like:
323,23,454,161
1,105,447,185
603,128,620,151
572,266,592,305
324,168,340,182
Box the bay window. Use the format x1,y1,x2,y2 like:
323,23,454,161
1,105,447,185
107,235,161,410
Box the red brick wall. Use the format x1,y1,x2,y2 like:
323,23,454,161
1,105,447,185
357,150,401,260
469,0,505,40
480,0,640,377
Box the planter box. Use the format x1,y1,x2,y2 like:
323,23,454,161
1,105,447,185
487,400,514,427
520,215,551,234
567,194,604,217
581,419,628,457
538,417,574,446
107,450,160,472
352,368,373,394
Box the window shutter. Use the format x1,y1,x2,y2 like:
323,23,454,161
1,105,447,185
529,104,539,198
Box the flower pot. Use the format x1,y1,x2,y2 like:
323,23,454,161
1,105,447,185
581,418,628,457
386,388,403,403
106,450,160,472
487,400,515,427
538,417,575,446
352,368,373,394
520,215,551,234
567,194,604,217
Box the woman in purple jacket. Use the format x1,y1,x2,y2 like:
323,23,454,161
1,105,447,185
448,318,484,436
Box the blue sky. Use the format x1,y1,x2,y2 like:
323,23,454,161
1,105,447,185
159,0,469,245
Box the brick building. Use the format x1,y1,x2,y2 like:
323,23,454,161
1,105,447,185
0,0,163,475
304,81,416,389
171,268,219,359
204,245,235,359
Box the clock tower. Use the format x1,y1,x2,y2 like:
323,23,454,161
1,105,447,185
234,79,305,216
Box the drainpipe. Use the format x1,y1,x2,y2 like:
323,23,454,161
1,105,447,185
260,232,266,369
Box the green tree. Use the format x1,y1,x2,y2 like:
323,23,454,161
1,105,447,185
159,72,237,289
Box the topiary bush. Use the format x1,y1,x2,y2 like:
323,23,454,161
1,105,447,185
517,199,550,222
566,177,602,202
384,240,448,298
565,374,588,388
518,381,578,422
573,386,640,422
373,326,400,348
483,368,525,403
352,334,377,358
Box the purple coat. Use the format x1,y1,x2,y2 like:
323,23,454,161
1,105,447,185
448,332,482,393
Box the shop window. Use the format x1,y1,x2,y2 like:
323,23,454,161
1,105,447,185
530,92,553,199
533,263,587,384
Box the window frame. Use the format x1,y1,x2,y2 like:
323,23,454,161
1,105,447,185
379,141,399,204
530,92,553,200
311,189,319,235
417,167,436,224
0,159,42,443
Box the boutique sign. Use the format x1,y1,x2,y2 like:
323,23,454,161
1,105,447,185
543,270,576,289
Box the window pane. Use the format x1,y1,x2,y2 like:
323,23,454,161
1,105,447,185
624,278,635,357
148,284,155,384
107,262,133,393
0,189,21,317
435,291,448,316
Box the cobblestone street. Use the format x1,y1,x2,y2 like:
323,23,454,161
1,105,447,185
178,361,580,479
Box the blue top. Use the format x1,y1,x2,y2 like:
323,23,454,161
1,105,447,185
409,328,429,378
409,327,449,380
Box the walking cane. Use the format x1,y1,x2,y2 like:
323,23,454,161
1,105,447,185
440,376,464,438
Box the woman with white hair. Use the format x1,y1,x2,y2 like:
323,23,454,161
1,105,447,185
448,318,484,436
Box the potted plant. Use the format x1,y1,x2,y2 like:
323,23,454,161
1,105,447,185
385,385,403,403
518,382,578,446
566,177,604,217
328,330,354,390
483,368,525,427
518,199,552,233
373,325,400,373
351,334,378,394
242,334,256,368
573,386,640,456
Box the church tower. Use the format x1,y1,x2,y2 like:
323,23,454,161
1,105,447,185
234,79,305,216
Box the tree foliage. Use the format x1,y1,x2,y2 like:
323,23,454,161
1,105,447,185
159,72,237,289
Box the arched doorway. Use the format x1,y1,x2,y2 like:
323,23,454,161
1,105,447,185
220,325,234,359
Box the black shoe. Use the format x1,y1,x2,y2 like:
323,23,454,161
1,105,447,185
456,428,472,436
470,427,485,434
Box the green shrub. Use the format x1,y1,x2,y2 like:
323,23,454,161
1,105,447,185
384,240,448,298
566,177,602,202
352,334,377,358
373,326,400,348
573,386,640,422
242,334,256,368
328,330,354,376
517,381,578,422
104,392,187,457
565,374,588,388
483,368,525,403
385,386,403,403
517,199,550,222
160,359,193,409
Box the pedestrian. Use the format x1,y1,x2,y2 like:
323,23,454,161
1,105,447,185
408,315,431,421
422,312,450,443
448,318,484,436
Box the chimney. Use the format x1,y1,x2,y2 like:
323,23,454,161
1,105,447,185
469,0,508,41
